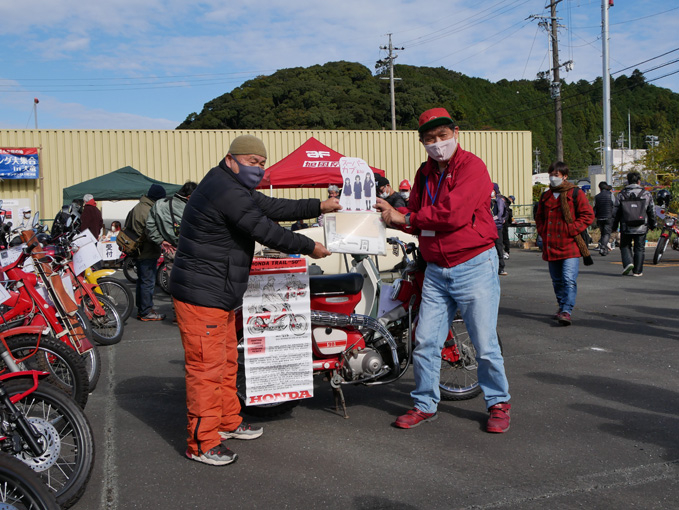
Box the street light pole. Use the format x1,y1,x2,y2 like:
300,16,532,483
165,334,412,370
602,0,612,184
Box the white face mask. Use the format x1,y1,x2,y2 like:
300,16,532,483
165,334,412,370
379,191,390,199
549,176,563,187
400,191,410,201
424,137,457,162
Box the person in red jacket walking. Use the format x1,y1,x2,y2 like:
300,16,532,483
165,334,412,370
375,107,511,434
535,161,594,326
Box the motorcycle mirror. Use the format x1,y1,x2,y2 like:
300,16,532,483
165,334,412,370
32,211,40,228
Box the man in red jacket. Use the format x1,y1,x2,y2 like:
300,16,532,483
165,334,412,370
80,193,104,239
375,107,511,433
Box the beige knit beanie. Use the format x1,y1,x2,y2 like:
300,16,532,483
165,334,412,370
228,135,267,159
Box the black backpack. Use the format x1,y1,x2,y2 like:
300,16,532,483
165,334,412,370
619,193,647,227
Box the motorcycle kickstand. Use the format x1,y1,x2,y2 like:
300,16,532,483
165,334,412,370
332,386,349,419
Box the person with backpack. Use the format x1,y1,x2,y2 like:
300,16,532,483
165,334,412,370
535,161,594,326
613,171,656,277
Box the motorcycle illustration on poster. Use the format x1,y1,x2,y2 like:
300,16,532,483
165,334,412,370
242,258,313,406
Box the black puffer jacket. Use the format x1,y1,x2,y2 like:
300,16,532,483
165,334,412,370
170,159,320,310
593,189,616,219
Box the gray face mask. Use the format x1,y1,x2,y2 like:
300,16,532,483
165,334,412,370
232,159,265,189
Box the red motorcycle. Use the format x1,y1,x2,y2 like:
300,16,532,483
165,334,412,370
236,237,487,418
653,214,679,264
246,303,308,336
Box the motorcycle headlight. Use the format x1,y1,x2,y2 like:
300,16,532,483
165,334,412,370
665,217,676,228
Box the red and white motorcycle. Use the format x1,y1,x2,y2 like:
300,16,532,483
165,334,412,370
237,237,492,418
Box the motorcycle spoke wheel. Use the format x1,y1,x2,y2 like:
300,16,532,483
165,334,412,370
96,277,134,321
2,380,95,509
0,452,59,510
289,315,308,336
439,318,483,401
79,294,124,346
653,236,668,264
156,264,171,294
122,258,138,283
80,346,102,392
2,334,90,409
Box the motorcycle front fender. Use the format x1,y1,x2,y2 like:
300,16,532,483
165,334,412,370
0,370,50,403
0,325,49,341
86,268,116,283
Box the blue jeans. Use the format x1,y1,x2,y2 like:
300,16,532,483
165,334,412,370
547,257,580,314
412,248,510,413
136,258,158,316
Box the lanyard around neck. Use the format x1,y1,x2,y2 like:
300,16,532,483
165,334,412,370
425,170,446,205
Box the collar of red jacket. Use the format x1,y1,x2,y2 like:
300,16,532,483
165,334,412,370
85,199,97,207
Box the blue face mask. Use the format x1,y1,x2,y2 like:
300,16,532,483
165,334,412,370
232,159,265,189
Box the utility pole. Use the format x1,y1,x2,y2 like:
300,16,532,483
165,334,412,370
529,1,572,162
33,98,39,129
377,34,404,131
533,148,542,174
550,0,564,162
602,0,613,184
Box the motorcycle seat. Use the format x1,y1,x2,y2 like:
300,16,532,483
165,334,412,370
309,273,363,295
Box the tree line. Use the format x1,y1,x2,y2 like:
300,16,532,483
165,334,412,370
178,61,679,179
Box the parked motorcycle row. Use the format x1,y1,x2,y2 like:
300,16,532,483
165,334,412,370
0,201,134,509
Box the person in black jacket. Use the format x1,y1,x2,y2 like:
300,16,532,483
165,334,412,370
171,134,340,466
593,181,617,256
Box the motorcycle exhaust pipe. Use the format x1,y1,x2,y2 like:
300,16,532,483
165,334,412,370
310,310,400,368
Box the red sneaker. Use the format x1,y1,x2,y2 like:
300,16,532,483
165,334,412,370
486,403,511,433
394,408,438,429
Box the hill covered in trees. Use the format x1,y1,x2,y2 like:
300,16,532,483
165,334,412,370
178,61,679,177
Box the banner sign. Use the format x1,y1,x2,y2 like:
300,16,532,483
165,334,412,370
0,148,39,179
243,257,312,406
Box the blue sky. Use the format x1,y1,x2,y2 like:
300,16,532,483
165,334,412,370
1,0,677,130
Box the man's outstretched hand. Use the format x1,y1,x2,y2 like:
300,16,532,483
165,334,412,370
309,242,332,259
320,197,342,214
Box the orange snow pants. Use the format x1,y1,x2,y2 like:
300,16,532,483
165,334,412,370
174,299,243,455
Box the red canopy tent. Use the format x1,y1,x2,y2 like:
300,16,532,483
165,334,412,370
257,137,384,189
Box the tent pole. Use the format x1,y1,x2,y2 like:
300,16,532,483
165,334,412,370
270,185,273,197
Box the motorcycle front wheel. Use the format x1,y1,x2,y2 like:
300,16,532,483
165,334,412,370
96,277,134,321
79,294,124,346
0,452,59,510
439,317,500,401
653,235,668,264
235,330,298,418
3,379,95,509
2,334,90,409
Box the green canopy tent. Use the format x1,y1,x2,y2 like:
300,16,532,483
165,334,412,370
62,166,182,205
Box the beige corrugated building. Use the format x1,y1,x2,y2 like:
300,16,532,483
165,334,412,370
0,129,532,219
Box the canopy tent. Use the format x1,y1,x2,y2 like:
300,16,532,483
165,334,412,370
257,137,385,189
62,166,182,205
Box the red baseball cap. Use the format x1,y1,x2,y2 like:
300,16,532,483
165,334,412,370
399,179,411,191
418,107,456,133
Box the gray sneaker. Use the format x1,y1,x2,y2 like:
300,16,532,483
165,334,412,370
186,443,238,466
219,422,263,440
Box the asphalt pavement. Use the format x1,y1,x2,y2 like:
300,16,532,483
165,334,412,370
73,245,679,510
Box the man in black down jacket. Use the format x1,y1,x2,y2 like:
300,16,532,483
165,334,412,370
593,181,617,256
171,134,340,466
